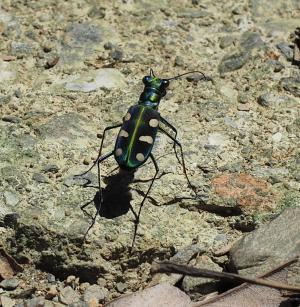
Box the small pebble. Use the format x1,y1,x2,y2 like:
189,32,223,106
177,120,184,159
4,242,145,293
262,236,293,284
42,164,59,174
3,191,19,206
116,282,127,293
83,284,108,303
23,296,45,307
79,282,90,292
45,56,59,69
186,73,207,82
2,56,16,61
0,278,19,290
109,48,123,61
42,44,53,53
268,175,282,184
0,96,11,105
218,50,250,73
88,6,106,18
272,132,282,142
45,285,58,299
96,278,106,287
237,103,251,111
0,296,15,307
4,213,20,227
88,298,98,307
280,77,300,98
104,42,115,50
65,275,76,285
214,233,228,244
2,116,21,123
174,56,184,66
47,273,56,283
257,93,272,107
10,41,33,57
266,59,284,72
14,88,22,98
276,42,293,61
83,158,90,165
59,286,80,305
32,173,49,183
238,93,249,104
219,36,235,49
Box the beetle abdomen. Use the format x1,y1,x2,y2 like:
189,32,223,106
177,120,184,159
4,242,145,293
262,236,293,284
114,105,159,170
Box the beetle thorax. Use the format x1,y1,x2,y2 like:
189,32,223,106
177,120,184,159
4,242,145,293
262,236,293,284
138,87,163,109
138,75,169,109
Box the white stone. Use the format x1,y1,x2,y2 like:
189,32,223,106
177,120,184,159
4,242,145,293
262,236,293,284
206,133,229,147
0,61,17,82
272,132,282,143
64,68,126,92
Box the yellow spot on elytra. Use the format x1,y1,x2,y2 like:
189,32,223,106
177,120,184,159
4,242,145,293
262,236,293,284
124,113,131,121
139,135,153,144
119,130,129,137
149,118,159,127
136,153,145,162
115,148,123,156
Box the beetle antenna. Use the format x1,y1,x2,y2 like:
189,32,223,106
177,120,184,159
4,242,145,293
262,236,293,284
150,68,155,77
166,70,206,81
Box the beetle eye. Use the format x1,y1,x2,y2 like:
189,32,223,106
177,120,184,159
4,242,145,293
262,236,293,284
142,76,151,84
162,79,169,87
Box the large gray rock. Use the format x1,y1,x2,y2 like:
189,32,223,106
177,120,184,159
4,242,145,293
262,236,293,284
229,207,300,276
106,283,193,307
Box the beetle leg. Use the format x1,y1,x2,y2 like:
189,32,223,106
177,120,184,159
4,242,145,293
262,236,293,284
76,123,122,177
131,153,159,251
159,116,182,165
159,127,198,197
82,151,114,245
80,199,94,219
160,116,178,139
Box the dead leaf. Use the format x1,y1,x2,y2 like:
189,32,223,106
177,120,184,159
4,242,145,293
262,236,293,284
0,248,22,279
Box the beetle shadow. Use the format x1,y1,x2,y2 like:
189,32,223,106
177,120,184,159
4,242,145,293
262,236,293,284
159,196,243,217
80,168,171,220
81,170,135,219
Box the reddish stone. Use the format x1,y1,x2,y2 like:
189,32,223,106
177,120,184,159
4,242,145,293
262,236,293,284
1,55,17,61
211,173,277,211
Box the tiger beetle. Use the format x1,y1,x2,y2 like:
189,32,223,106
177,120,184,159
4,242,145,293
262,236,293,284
78,68,206,249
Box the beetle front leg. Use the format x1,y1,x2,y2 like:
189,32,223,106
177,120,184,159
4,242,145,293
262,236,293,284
76,123,122,177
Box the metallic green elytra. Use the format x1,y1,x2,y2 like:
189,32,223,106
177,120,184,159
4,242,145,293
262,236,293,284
114,105,160,170
114,73,169,170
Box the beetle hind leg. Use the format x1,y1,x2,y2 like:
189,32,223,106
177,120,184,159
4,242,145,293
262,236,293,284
131,153,159,252
81,151,114,245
